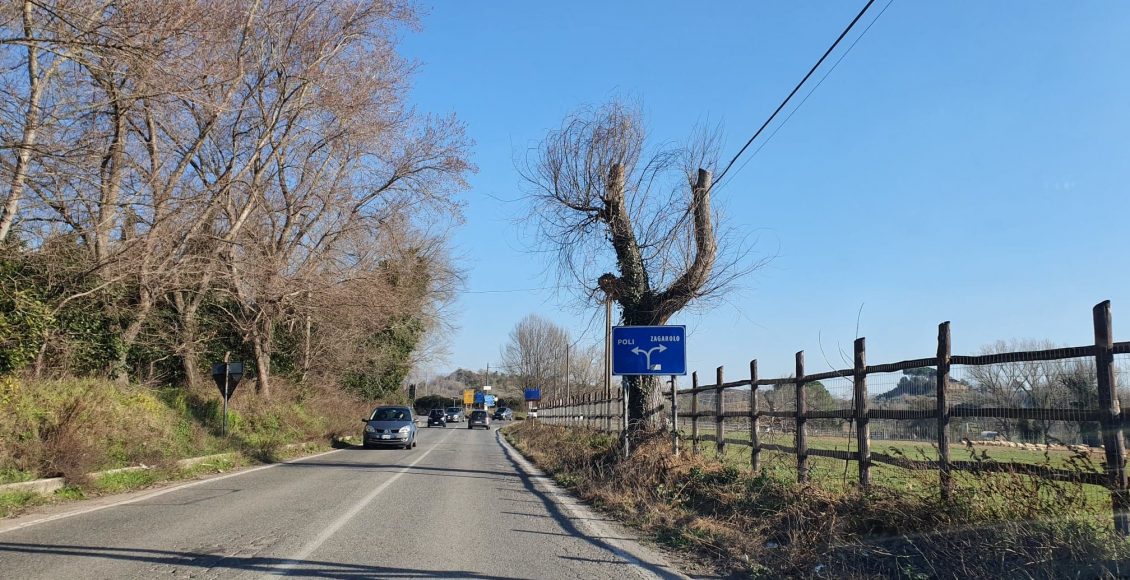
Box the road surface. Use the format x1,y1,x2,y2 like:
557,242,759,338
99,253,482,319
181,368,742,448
0,425,686,579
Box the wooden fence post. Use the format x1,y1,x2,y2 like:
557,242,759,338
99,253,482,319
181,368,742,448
937,322,952,499
691,372,700,454
671,376,679,456
750,360,760,472
796,351,808,483
716,366,725,455
1095,300,1129,535
854,337,870,489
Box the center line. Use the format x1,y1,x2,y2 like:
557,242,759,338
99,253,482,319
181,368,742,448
269,428,453,577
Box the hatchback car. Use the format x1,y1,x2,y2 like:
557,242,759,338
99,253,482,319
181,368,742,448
427,408,447,427
445,407,465,422
468,410,491,429
492,407,513,421
362,406,417,449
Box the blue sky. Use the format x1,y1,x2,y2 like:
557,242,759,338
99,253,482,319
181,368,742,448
398,1,1130,384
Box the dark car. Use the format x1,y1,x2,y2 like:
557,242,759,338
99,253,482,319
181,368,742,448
468,410,491,429
362,406,417,449
427,408,447,427
445,407,465,422
492,407,513,421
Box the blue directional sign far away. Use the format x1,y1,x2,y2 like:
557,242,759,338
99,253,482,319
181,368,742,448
611,325,687,376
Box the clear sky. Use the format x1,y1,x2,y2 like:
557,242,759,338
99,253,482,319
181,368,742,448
398,1,1130,385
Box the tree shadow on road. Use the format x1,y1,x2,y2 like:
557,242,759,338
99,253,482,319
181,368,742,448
0,542,524,579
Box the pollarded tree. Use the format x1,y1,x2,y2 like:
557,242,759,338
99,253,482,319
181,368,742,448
521,101,761,431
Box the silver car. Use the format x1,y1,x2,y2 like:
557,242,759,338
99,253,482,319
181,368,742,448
362,406,417,449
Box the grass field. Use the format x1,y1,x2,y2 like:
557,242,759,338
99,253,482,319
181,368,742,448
674,428,1113,516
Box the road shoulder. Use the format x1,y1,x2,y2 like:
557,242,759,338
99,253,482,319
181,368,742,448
496,428,693,580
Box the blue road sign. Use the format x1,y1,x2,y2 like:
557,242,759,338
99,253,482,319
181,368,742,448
523,388,542,401
473,391,485,404
612,325,686,376
485,394,496,407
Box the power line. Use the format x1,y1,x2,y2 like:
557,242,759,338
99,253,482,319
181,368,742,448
725,0,894,181
713,0,881,187
461,286,562,294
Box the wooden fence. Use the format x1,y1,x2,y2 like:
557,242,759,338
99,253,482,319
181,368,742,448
538,300,1130,534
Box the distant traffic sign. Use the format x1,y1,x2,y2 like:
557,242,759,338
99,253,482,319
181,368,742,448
463,389,475,405
485,394,496,407
524,388,541,401
474,391,485,404
611,325,686,376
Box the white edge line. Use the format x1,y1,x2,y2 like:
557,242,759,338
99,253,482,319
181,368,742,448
496,430,688,580
0,448,345,535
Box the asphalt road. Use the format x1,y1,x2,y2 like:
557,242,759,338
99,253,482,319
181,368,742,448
0,424,687,579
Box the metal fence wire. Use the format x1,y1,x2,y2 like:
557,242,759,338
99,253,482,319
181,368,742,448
536,300,1130,535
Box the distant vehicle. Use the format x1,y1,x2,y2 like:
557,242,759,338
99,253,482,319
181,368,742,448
363,406,417,449
427,408,447,427
468,410,491,429
492,407,513,421
445,407,465,422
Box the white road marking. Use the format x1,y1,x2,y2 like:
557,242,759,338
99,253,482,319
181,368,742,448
497,430,688,580
0,449,345,536
269,428,455,577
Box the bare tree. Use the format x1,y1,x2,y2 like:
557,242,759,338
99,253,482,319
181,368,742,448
965,339,1088,443
521,101,761,430
500,314,569,399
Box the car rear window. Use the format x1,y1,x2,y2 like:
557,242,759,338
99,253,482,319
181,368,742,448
471,411,488,418
371,407,410,421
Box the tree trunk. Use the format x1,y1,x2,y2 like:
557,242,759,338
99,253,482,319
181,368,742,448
114,289,152,383
251,318,272,397
0,1,47,241
174,291,202,391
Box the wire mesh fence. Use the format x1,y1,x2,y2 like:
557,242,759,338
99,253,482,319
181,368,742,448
537,301,1130,533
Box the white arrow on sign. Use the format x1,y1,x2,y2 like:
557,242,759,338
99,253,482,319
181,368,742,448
631,344,667,371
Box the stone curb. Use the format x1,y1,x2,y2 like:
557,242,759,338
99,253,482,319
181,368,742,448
0,441,325,497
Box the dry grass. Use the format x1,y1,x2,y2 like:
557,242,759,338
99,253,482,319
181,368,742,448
506,422,1130,579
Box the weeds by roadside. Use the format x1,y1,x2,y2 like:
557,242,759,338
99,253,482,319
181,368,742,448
506,421,1130,579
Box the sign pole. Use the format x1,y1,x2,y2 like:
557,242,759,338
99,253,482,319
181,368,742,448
222,352,230,437
670,375,678,456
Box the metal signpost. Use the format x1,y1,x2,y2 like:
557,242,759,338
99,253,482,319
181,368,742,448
211,358,245,437
611,325,687,456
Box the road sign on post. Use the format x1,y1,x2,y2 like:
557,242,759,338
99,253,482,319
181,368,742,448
485,394,496,407
523,388,542,401
474,391,485,405
611,326,686,376
211,361,244,436
463,389,475,405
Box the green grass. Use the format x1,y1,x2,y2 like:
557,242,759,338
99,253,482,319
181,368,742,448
0,468,36,485
677,428,1114,518
0,490,43,518
94,469,159,494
